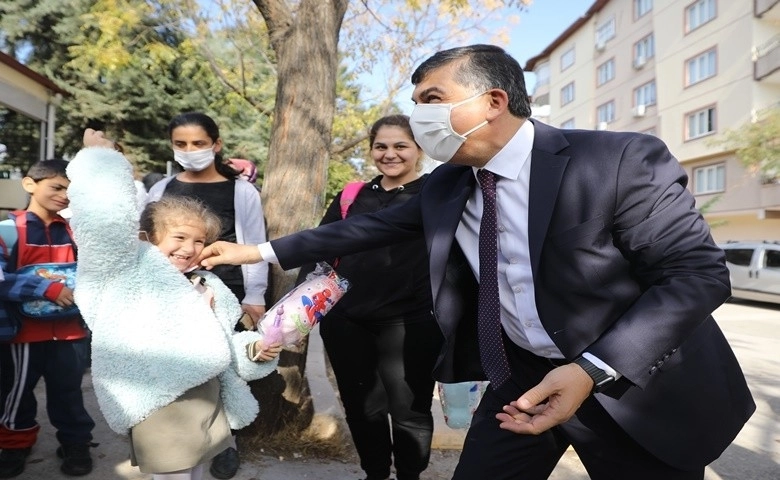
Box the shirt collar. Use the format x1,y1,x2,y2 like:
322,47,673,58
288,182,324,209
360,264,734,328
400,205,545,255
473,119,535,181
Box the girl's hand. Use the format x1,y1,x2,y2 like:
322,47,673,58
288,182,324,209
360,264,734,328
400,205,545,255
83,129,117,149
247,341,283,362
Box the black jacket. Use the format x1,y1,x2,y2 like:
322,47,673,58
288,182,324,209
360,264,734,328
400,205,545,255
299,175,431,324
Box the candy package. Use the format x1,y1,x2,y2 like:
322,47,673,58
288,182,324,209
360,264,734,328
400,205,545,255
259,262,350,347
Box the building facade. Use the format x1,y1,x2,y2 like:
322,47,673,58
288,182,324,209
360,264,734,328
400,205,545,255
525,0,780,242
0,51,65,209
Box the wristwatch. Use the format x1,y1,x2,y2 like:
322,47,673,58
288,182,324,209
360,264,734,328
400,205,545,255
573,356,615,393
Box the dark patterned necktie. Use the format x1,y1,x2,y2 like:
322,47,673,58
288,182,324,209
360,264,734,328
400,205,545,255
476,169,511,388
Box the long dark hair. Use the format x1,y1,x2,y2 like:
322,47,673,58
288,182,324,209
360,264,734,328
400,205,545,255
167,112,241,179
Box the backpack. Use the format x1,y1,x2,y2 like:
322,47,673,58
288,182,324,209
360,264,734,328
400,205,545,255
339,181,366,219
332,181,365,268
0,215,79,321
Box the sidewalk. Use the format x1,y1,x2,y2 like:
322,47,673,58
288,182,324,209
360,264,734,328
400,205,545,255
26,326,469,479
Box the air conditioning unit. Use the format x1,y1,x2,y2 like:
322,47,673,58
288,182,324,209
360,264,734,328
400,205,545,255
596,121,609,131
632,104,647,117
595,40,606,52
633,55,646,69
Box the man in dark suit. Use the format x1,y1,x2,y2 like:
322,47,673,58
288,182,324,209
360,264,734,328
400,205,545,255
199,44,754,480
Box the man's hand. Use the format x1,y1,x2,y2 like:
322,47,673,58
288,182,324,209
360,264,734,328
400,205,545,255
83,128,117,149
496,363,593,435
198,241,263,268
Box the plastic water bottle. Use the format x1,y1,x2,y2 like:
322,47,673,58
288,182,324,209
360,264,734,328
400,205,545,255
438,381,488,429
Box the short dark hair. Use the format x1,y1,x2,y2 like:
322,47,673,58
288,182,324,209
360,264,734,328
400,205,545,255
411,44,532,118
25,159,70,182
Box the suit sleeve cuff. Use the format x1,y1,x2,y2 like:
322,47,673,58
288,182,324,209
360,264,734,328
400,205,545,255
582,352,621,380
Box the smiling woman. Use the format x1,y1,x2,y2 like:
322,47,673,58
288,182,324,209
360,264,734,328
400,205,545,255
295,114,443,480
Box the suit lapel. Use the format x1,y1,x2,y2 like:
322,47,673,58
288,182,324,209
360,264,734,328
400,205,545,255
528,121,570,276
426,166,475,301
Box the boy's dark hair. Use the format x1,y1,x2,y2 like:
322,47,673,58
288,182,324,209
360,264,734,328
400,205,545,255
25,159,70,181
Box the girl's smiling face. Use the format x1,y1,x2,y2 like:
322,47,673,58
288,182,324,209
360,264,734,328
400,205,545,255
155,220,208,272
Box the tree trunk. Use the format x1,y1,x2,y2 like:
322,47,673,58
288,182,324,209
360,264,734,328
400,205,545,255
244,0,348,441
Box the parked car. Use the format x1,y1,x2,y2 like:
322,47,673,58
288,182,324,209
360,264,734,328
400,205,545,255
719,241,780,304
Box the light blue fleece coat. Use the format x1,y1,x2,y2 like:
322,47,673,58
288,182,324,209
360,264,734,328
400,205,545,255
66,147,278,435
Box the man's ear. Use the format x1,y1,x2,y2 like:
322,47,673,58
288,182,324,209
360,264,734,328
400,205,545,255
486,89,509,121
21,177,37,194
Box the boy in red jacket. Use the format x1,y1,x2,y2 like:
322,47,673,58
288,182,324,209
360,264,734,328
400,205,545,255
0,159,94,478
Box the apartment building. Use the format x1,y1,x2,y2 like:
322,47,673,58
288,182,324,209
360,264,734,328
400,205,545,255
524,0,780,242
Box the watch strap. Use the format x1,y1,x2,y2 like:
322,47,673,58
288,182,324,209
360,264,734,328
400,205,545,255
573,356,615,393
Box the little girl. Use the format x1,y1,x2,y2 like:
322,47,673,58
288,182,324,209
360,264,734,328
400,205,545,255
66,130,281,480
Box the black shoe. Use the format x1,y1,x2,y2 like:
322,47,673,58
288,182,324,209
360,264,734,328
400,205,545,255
56,444,93,476
0,448,31,478
210,447,240,479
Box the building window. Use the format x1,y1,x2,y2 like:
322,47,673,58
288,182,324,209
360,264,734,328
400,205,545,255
597,59,615,86
561,118,575,129
597,101,616,124
560,82,575,106
693,163,725,194
687,106,716,139
634,34,655,64
561,47,575,71
686,0,716,33
635,0,653,19
686,48,717,86
535,62,550,88
596,17,616,46
634,81,657,106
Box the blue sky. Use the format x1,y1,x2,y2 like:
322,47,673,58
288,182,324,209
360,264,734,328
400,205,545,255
377,0,593,114
504,0,592,91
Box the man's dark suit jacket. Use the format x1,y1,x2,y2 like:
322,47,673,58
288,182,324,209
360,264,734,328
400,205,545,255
272,120,755,471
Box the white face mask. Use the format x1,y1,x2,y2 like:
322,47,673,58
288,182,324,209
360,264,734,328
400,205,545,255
173,147,215,171
409,91,489,162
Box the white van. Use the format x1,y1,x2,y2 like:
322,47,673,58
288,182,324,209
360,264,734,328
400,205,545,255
720,241,780,305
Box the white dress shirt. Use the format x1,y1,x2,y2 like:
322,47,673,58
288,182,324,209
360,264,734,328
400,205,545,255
455,120,564,359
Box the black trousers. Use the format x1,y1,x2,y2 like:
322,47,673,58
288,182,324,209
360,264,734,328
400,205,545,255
452,338,706,480
0,338,94,448
320,315,442,480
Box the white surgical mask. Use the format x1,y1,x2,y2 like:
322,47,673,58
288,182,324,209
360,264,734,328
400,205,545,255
173,147,215,171
409,91,489,162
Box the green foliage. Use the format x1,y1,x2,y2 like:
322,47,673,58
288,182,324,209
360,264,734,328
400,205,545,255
712,106,780,181
0,0,273,176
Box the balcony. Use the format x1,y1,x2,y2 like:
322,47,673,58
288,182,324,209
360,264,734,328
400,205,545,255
755,0,780,20
754,35,780,82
